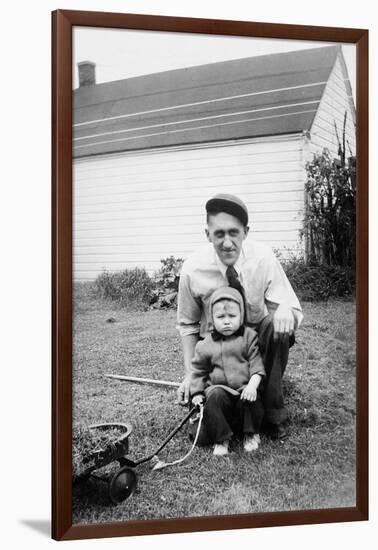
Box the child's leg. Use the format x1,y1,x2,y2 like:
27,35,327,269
240,396,264,451
188,407,211,447
202,387,235,444
240,394,264,435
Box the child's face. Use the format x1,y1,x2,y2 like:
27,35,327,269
212,299,241,336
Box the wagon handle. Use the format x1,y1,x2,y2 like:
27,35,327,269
132,406,199,466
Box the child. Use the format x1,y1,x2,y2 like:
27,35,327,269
190,286,265,456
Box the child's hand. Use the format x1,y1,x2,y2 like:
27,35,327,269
192,394,205,407
240,375,262,402
240,384,257,402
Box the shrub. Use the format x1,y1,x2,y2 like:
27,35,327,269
151,256,184,309
281,116,356,302
277,252,355,302
303,115,356,270
154,256,184,292
93,267,154,309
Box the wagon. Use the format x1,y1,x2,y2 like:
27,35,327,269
73,422,137,504
73,405,201,504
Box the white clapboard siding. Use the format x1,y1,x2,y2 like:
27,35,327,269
73,136,305,280
76,150,302,185
309,55,356,157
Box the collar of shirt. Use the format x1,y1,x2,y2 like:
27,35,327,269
213,247,245,279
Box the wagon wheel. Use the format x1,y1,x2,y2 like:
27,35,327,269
109,467,137,504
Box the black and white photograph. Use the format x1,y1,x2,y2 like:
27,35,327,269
71,25,357,524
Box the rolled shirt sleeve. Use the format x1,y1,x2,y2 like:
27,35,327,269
176,271,202,337
264,255,303,328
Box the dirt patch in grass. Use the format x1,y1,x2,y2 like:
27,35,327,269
72,283,356,523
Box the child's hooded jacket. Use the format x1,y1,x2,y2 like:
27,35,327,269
189,286,265,398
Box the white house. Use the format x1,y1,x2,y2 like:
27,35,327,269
73,45,355,281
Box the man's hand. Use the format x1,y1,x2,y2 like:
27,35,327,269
273,303,294,338
176,375,191,405
240,374,262,402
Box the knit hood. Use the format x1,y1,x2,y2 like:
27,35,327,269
209,286,245,329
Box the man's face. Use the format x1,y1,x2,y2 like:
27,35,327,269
206,212,249,266
212,300,241,336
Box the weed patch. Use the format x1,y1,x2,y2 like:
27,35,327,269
93,268,154,309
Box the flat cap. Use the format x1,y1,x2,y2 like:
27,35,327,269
205,193,249,226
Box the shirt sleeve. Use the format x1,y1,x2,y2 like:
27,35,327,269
245,328,265,378
176,270,202,337
264,254,304,329
189,340,211,396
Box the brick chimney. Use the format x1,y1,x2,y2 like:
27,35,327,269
78,61,96,87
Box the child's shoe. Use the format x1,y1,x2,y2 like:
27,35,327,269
213,440,229,456
243,433,260,452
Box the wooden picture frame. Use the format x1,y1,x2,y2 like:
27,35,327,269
52,9,368,541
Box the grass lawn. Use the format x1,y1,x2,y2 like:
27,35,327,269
72,283,356,524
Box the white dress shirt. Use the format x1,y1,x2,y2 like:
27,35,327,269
177,239,303,338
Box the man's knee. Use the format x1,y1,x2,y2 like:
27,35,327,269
258,314,295,348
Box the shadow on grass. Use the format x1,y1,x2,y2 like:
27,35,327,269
73,474,114,509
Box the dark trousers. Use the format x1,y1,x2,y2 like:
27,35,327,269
194,387,264,446
254,314,295,426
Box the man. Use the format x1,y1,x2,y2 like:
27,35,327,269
176,193,303,439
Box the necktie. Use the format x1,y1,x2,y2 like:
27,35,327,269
226,266,246,319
